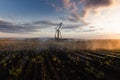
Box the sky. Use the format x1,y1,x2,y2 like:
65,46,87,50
0,0,120,39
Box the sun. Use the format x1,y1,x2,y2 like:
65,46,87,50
87,6,120,35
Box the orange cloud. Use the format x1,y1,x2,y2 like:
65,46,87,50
62,0,118,21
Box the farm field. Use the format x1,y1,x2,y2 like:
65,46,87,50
0,0,120,80
0,39,120,80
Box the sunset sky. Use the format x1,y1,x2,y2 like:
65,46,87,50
0,0,120,39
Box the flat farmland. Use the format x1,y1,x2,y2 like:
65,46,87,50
0,39,120,80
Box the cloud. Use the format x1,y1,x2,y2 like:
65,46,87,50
33,20,84,30
45,0,63,12
75,27,104,32
0,18,103,34
62,0,71,9
62,24,80,29
33,20,58,26
61,28,97,32
0,20,39,33
49,0,117,31
0,19,81,33
75,29,97,32
50,3,62,12
62,0,78,11
53,0,118,22
33,20,88,30
81,0,116,17
85,0,113,8
47,0,119,24
59,15,90,28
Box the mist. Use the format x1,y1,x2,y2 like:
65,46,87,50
62,39,120,50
